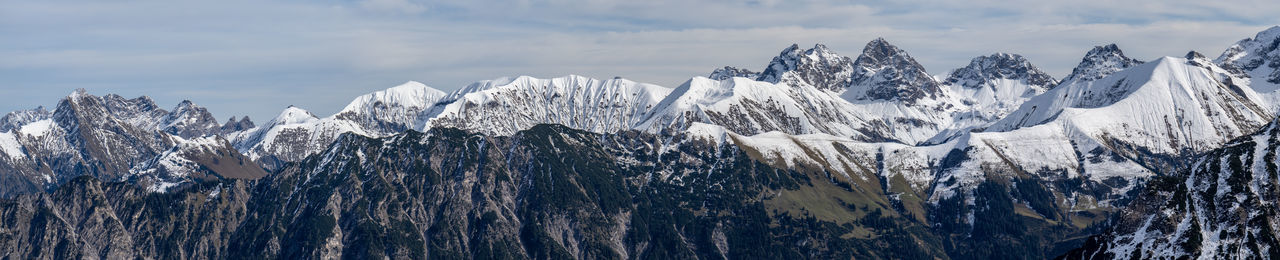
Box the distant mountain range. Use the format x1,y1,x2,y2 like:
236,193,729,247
3,26,1280,259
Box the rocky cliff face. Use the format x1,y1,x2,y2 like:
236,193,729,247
1062,120,1280,259
0,90,263,197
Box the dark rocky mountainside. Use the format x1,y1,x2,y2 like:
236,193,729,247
1062,120,1280,259
0,125,949,259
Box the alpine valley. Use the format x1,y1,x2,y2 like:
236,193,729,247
5,27,1280,260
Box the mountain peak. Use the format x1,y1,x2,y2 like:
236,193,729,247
340,81,446,115
945,53,1057,89
756,43,856,92
708,66,760,80
161,99,222,138
1215,26,1280,91
1060,43,1144,85
271,106,318,126
847,38,941,103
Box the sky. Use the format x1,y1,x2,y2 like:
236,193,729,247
3,0,1280,123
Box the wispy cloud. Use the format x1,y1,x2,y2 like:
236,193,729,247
1,0,1277,122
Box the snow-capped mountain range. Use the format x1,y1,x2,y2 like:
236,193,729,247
5,25,1280,259
6,28,1280,193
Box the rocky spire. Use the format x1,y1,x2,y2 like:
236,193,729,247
1216,26,1280,86
847,38,941,103
756,43,856,92
1059,44,1143,85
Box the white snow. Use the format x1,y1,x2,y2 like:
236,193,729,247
424,75,672,136
18,119,55,137
0,132,23,160
340,81,447,113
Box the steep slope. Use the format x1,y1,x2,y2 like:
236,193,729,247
841,38,944,104
0,125,953,259
162,100,224,138
0,90,260,196
228,106,365,163
127,136,267,192
989,44,1147,132
1060,44,1145,86
423,75,671,136
1217,26,1280,94
1062,121,1280,259
939,53,1059,140
758,44,857,92
989,54,1272,169
0,106,50,132
635,77,873,140
334,81,447,135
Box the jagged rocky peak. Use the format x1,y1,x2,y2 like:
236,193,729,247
847,38,942,103
1185,50,1215,68
708,66,760,80
54,89,166,129
162,100,221,138
1060,43,1144,85
220,116,255,133
945,53,1057,89
757,43,856,92
1216,26,1280,89
0,106,50,132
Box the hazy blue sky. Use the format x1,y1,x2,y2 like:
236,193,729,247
3,0,1279,122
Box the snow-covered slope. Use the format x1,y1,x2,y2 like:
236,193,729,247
335,81,447,135
1064,120,1280,259
0,107,50,132
990,54,1271,157
1217,26,1280,94
229,81,447,162
635,76,872,140
989,44,1146,131
228,106,366,163
937,53,1059,140
423,75,671,136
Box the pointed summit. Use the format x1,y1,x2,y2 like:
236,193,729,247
945,53,1057,89
846,38,941,103
1059,44,1144,85
756,43,856,91
1216,26,1280,91
162,99,220,138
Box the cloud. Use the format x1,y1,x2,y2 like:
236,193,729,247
1,0,1278,122
359,0,428,14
